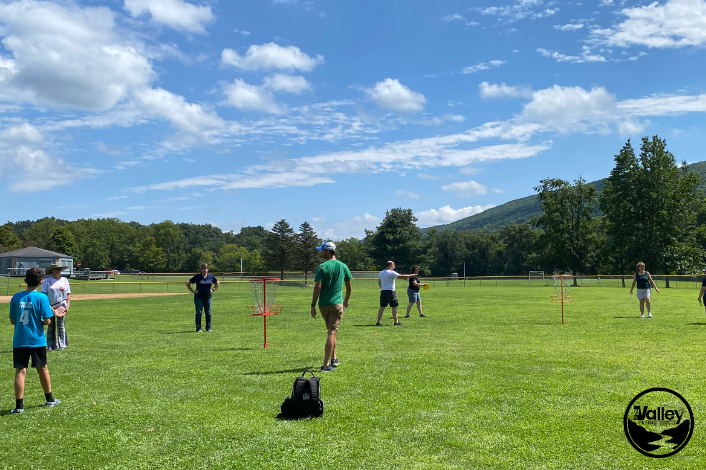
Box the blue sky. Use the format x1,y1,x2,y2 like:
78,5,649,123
1,0,706,239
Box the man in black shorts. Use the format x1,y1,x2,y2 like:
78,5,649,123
9,267,60,414
698,268,706,315
376,261,415,326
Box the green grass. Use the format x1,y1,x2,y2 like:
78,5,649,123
2,285,706,469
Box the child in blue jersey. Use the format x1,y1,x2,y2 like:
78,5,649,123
9,267,60,414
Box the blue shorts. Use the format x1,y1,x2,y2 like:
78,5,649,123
407,288,421,303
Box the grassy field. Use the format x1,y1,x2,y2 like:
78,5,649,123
1,284,706,469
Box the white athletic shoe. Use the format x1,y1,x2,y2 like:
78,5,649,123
640,314,645,318
648,313,652,318
45,399,61,407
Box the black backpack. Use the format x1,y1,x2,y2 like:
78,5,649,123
277,370,324,419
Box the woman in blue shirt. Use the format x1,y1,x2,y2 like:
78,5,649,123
185,263,220,332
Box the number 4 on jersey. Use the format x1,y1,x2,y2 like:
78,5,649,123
18,303,30,325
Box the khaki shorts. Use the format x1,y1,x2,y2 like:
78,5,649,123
319,304,343,331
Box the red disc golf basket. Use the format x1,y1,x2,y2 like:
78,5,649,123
247,278,282,349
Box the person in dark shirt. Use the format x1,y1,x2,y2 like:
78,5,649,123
405,265,428,318
185,263,220,332
629,261,659,318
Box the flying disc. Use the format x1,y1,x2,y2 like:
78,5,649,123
423,284,430,290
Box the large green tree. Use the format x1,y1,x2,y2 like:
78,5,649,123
47,226,79,258
600,136,703,277
365,208,422,273
217,244,249,272
533,176,601,280
138,237,166,272
498,223,540,275
154,221,185,272
0,224,22,253
265,219,295,279
294,222,321,283
184,248,215,272
335,238,375,271
25,217,64,248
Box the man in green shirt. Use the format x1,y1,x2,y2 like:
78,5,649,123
311,241,352,372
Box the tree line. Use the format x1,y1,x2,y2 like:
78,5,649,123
1,136,704,276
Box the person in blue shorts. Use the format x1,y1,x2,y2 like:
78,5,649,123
9,267,61,414
186,263,220,332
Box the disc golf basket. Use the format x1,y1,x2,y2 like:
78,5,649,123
550,273,574,324
247,278,282,349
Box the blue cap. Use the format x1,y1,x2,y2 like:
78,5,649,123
317,241,336,251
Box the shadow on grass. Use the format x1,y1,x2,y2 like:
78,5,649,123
614,316,639,319
1,405,44,416
159,331,196,335
0,350,12,354
686,322,706,325
218,348,255,351
244,367,315,376
352,324,383,327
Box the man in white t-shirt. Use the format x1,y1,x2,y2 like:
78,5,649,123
376,261,415,326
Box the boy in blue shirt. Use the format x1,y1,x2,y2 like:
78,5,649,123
9,267,60,414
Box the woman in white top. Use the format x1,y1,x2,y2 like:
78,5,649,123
42,261,71,350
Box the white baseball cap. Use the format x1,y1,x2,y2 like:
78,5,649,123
317,241,336,252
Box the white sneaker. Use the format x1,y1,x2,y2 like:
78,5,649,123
648,313,652,318
45,399,61,407
641,314,645,318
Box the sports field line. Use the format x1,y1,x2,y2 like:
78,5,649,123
0,292,189,303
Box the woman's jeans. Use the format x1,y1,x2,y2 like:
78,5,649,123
194,296,212,331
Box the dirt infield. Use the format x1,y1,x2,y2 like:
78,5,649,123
0,292,189,304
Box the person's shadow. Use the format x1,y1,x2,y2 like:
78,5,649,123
244,367,315,376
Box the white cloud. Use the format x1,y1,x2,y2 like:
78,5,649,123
134,87,225,133
617,93,706,116
312,217,326,222
124,0,214,34
319,214,381,240
554,23,584,31
462,60,506,74
107,195,128,200
537,47,607,63
0,123,86,192
222,79,285,114
0,0,154,111
478,1,558,23
234,29,251,36
263,74,312,94
221,43,324,72
363,78,426,113
441,13,465,21
418,114,466,126
416,204,495,227
600,0,614,5
479,81,533,99
460,166,482,175
520,85,617,133
441,180,488,197
395,190,421,199
418,173,442,180
131,171,335,192
96,141,121,156
594,0,706,48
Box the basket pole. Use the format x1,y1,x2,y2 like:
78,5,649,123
561,275,565,324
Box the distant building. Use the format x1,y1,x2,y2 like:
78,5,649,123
0,247,74,276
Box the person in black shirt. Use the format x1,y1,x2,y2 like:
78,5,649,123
629,261,659,318
186,263,220,332
405,265,428,318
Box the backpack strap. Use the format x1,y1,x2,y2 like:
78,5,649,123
291,377,309,402
302,370,317,378
308,376,321,401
